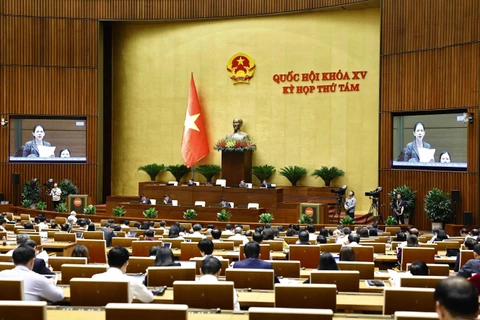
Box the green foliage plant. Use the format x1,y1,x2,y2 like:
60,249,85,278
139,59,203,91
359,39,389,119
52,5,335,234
216,209,232,222
58,179,79,203
311,166,345,187
259,213,274,223
166,164,191,183
196,165,222,184
279,166,308,186
340,215,354,225
137,163,165,181
299,213,313,224
36,201,47,210
143,207,158,219
252,165,276,183
113,206,126,217
183,209,197,220
56,202,68,212
424,188,453,223
83,204,96,215
388,185,416,218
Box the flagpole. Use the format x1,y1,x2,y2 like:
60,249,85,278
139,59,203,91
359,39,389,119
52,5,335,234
190,71,194,180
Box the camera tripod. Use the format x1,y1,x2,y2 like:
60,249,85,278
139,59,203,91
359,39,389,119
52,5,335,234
331,195,344,224
364,196,383,224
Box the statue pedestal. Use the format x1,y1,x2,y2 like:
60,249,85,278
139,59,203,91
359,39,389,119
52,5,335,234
221,150,252,186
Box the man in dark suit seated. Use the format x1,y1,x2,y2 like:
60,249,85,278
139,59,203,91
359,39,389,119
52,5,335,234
24,240,55,275
260,179,271,188
163,194,172,205
233,241,279,283
101,223,117,247
139,194,151,204
220,198,231,208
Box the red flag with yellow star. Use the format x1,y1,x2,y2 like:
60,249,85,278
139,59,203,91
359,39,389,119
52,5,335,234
181,74,209,167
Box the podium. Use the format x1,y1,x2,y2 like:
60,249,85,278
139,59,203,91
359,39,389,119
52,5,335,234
68,194,88,213
299,203,323,224
221,150,252,187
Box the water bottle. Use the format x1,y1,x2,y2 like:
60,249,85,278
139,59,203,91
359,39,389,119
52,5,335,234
2,236,6,246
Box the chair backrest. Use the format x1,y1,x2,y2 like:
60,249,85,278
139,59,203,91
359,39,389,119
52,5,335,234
263,240,283,251
173,281,235,310
70,278,130,306
105,303,188,320
61,264,109,284
400,276,447,288
394,311,443,320
289,245,320,268
405,263,449,277
131,240,163,257
6,212,14,221
0,255,12,262
55,217,67,224
0,262,15,272
27,234,41,245
459,250,474,269
190,257,230,276
194,201,206,207
401,247,435,271
318,243,342,253
76,239,107,263
391,241,403,251
20,214,30,221
147,267,196,287
0,301,47,319
213,241,234,250
111,237,137,248
179,223,192,230
267,260,301,278
351,246,374,262
247,203,259,209
180,242,202,261
275,284,337,310
83,231,105,240
385,227,401,236
167,181,178,186
48,257,87,271
127,256,155,274
215,179,226,187
310,270,360,292
383,287,435,315
162,238,183,249
53,232,76,242
337,261,374,279
283,237,299,245
225,269,274,290
360,242,386,254
249,307,333,320
183,236,203,242
0,278,24,300
239,244,271,260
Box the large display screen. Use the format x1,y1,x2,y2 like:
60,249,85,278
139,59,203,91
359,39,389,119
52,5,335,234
392,113,467,169
9,117,87,162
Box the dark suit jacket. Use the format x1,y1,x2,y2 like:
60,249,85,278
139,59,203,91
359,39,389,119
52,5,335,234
22,140,52,158
403,141,432,162
260,183,271,188
140,198,152,204
221,202,231,208
164,199,172,205
102,228,116,247
33,258,55,275
233,258,280,283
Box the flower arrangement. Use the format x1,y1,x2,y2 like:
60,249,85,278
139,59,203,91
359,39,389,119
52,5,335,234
113,206,126,217
183,209,197,220
340,215,354,225
83,204,96,215
217,209,232,222
213,138,257,152
56,202,68,212
143,207,158,219
299,213,313,224
259,213,274,223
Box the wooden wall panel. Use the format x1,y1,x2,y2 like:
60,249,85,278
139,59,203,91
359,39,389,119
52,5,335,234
0,16,42,65
2,0,372,19
0,67,97,115
381,44,479,112
381,0,480,55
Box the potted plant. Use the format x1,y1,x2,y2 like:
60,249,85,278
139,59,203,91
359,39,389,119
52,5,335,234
183,209,197,220
252,165,276,183
299,213,313,224
424,188,453,229
384,216,397,226
58,179,79,203
22,179,41,206
389,185,416,224
143,207,158,219
216,209,232,222
83,204,96,215
113,206,126,217
311,166,345,187
56,202,68,212
137,163,165,181
340,215,354,225
36,201,47,210
21,199,32,209
259,213,274,223
196,164,221,185
279,166,307,186
166,164,190,183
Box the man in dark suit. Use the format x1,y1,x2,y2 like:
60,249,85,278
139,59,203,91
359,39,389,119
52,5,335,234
260,180,271,188
233,241,279,283
220,198,231,208
101,223,117,247
163,194,172,205
25,240,55,275
139,194,151,204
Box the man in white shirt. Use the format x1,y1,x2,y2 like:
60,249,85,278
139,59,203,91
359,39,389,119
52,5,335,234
191,224,205,237
346,234,361,247
198,256,240,311
0,245,64,302
37,216,48,232
223,224,234,236
92,246,154,303
227,227,248,245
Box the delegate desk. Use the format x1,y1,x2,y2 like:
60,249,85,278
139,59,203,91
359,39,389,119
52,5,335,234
0,242,75,256
137,184,283,208
60,287,384,312
116,204,266,223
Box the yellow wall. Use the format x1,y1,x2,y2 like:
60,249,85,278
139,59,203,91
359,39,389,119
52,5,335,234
111,8,380,212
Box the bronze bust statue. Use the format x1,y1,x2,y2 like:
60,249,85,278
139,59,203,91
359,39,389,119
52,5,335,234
226,118,249,140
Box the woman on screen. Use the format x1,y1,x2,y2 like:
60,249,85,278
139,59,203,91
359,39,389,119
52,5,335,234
403,122,432,162
439,151,451,163
22,124,53,158
59,148,71,158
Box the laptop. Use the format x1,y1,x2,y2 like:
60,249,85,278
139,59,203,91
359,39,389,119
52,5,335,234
446,248,460,257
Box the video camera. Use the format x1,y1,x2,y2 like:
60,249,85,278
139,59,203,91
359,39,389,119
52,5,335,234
365,187,382,198
331,185,348,196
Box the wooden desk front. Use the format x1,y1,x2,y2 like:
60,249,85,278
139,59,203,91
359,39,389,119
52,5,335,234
136,184,283,208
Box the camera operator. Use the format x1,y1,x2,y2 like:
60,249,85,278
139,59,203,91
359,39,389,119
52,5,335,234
393,193,406,224
344,191,356,219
